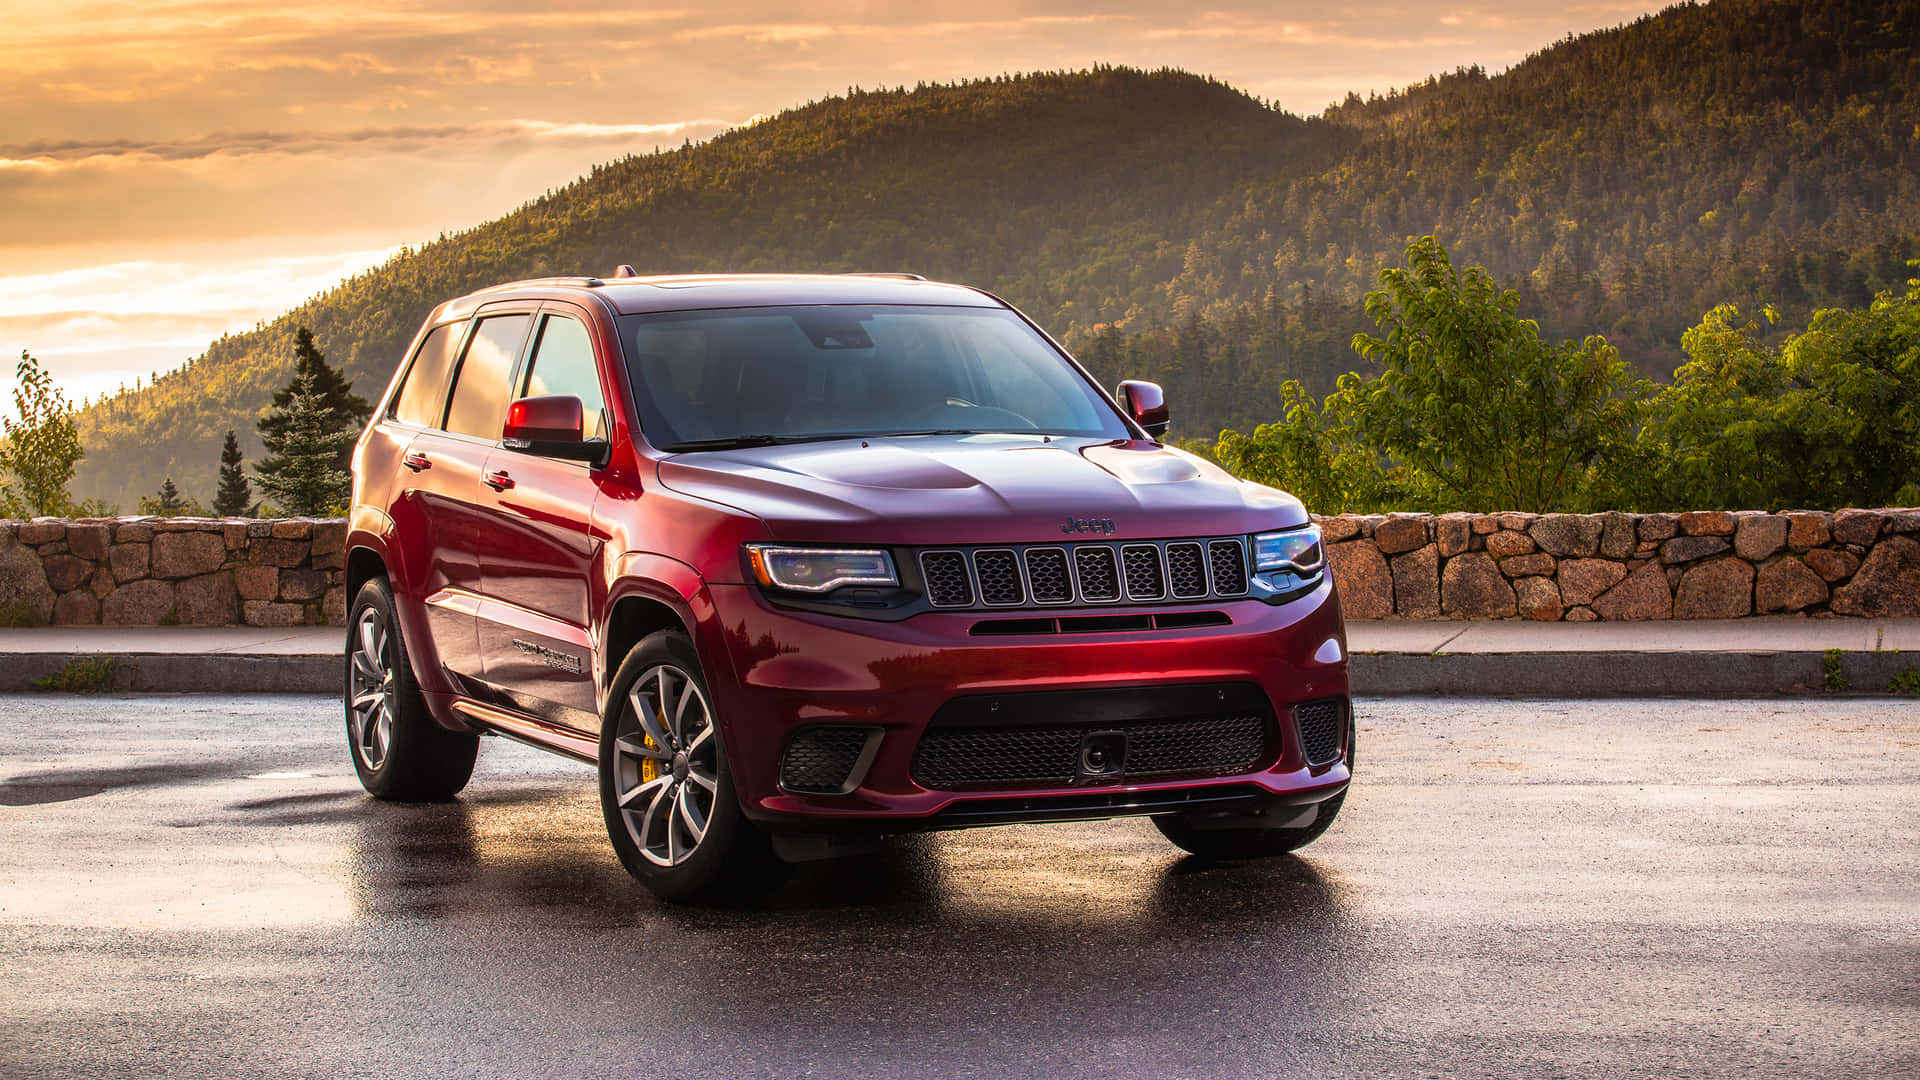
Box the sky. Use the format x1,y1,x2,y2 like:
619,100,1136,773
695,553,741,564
0,0,1669,406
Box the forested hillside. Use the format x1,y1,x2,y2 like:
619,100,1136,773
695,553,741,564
67,0,1920,509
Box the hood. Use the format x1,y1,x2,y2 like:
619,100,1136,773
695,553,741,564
655,434,1306,545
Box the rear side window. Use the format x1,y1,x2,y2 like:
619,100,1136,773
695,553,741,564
521,315,608,440
391,322,463,428
444,314,533,439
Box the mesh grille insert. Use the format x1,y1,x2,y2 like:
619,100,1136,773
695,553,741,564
1295,699,1345,767
920,550,973,608
1121,544,1165,600
972,549,1024,606
780,727,874,793
1074,546,1120,602
912,713,1269,788
1208,540,1249,596
1024,548,1072,604
1166,542,1207,599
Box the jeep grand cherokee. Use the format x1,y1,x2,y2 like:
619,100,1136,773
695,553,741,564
343,271,1351,901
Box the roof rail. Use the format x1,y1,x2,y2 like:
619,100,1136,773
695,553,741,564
613,265,640,278
843,272,927,281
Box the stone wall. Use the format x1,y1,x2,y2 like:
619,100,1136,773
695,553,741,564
0,518,346,627
1316,509,1920,620
2,510,1917,627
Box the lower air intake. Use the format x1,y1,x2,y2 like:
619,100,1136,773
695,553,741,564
910,683,1275,790
1294,699,1346,767
780,727,875,793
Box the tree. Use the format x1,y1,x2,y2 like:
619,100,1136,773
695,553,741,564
1216,236,1651,513
213,430,253,517
257,327,370,477
254,371,356,515
1620,274,1920,510
1,350,85,517
137,477,206,516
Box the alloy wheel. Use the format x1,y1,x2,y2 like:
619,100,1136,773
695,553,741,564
612,664,718,867
347,607,397,771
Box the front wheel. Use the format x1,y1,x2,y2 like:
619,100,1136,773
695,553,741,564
344,576,478,800
598,630,785,903
1154,716,1354,859
1153,790,1345,859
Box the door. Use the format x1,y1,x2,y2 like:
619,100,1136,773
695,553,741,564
407,309,535,686
476,307,609,728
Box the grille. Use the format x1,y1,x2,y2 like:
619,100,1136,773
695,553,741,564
1295,699,1345,767
1121,544,1165,600
780,727,875,793
912,713,1269,789
1166,542,1208,599
1208,540,1249,596
914,535,1276,612
920,550,973,608
1024,548,1072,604
973,549,1025,606
1074,546,1121,602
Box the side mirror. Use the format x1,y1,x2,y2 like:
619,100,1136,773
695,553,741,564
1116,379,1169,439
502,395,607,465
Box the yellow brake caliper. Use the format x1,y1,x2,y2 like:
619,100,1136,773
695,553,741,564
638,707,666,783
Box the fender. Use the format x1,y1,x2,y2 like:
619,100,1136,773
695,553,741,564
601,550,754,758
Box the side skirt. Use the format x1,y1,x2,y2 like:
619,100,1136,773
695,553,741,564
450,698,599,764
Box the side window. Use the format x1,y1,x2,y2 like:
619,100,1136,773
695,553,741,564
391,322,463,428
443,314,532,439
521,315,608,440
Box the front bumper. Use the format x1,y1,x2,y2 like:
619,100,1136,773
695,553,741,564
697,576,1351,830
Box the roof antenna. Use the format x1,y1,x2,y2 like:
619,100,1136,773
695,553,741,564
613,265,639,278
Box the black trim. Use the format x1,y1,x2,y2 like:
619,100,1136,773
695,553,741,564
921,785,1270,829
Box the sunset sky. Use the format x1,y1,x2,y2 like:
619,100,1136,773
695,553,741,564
1,0,1666,404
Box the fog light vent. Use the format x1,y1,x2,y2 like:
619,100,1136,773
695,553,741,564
1294,699,1346,767
779,727,878,794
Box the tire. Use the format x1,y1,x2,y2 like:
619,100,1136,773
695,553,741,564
344,576,479,800
599,630,785,903
1153,714,1354,859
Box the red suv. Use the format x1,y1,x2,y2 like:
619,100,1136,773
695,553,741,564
344,272,1351,900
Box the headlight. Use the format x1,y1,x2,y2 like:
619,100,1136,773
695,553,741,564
746,545,899,592
1253,525,1325,574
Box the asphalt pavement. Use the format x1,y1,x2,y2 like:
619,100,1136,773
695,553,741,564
2,693,1916,1078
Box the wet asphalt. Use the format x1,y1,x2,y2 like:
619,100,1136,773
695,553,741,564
1,694,1916,1079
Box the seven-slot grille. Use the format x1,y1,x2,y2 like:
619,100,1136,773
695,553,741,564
917,537,1251,611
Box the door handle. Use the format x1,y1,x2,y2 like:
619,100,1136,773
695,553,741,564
402,450,431,472
484,469,515,492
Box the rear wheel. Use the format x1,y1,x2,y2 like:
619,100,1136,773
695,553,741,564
599,630,784,902
344,577,478,800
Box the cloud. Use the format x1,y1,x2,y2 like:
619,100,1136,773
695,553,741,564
0,118,729,170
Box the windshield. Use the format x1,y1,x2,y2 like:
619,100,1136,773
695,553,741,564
618,305,1131,450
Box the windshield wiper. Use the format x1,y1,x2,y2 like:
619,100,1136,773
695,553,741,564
659,433,864,452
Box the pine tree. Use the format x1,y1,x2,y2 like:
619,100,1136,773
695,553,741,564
213,430,252,517
254,371,355,515
140,477,187,515
257,327,370,477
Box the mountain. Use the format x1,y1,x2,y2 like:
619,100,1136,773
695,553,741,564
66,0,1920,510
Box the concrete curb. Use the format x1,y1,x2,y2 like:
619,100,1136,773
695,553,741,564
1351,650,1916,697
3,652,340,694
2,648,1914,697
